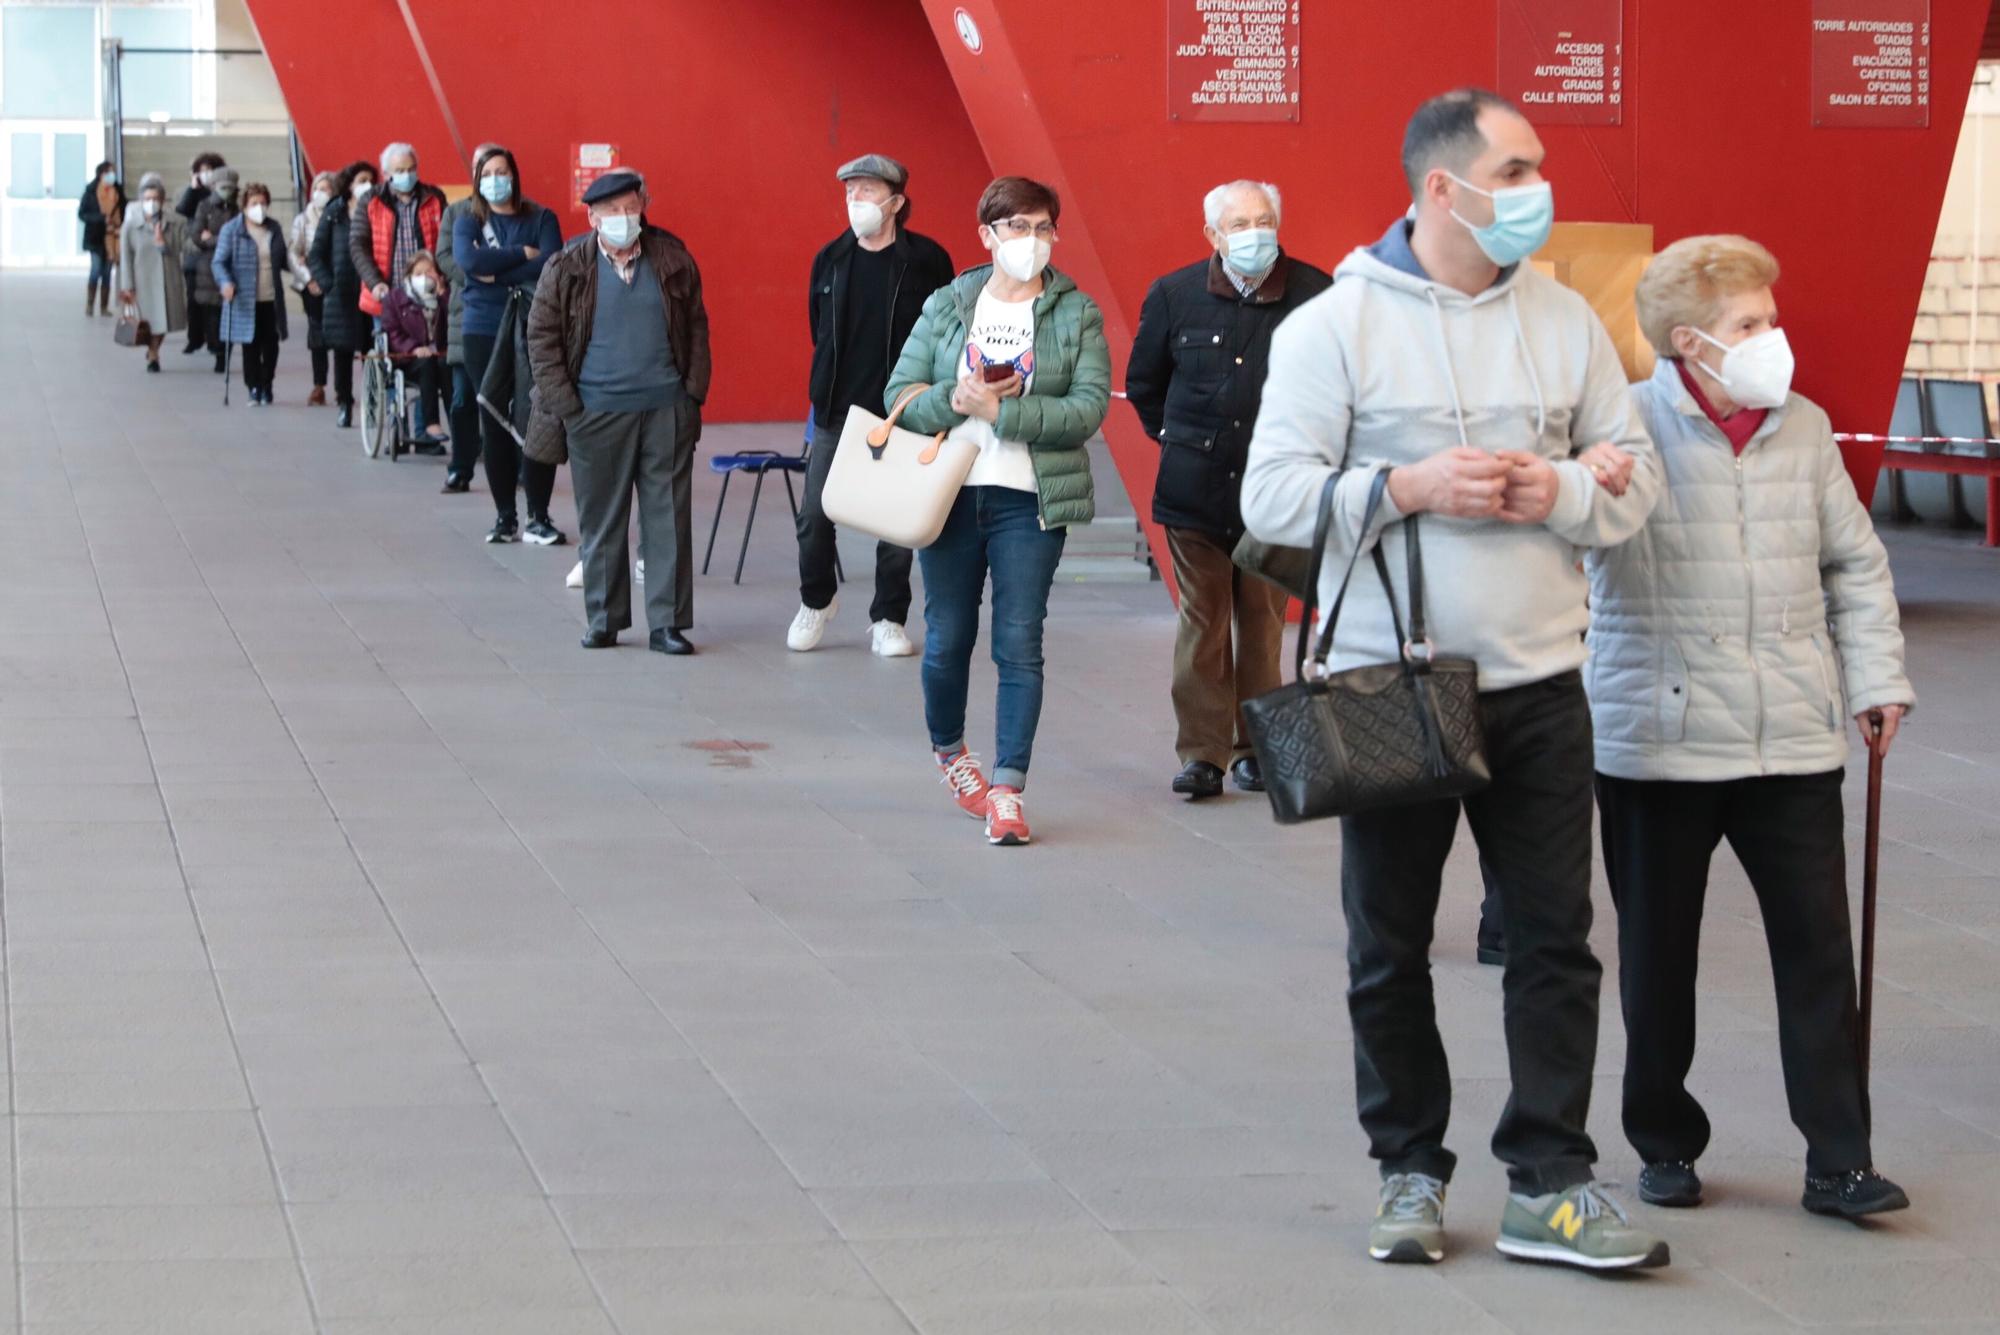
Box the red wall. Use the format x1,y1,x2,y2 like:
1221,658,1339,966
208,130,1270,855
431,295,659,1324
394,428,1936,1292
923,0,1986,573
248,0,991,424
251,0,1984,563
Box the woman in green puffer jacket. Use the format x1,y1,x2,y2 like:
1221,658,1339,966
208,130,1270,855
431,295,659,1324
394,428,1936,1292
883,175,1110,849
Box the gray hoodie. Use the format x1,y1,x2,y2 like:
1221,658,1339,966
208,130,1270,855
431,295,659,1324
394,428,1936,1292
1240,218,1661,690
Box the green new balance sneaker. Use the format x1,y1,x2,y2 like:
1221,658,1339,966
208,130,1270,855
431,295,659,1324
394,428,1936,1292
1497,1182,1671,1271
1369,1172,1447,1263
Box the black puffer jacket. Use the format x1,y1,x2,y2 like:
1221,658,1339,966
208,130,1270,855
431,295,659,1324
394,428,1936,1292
1126,252,1332,539
308,202,370,352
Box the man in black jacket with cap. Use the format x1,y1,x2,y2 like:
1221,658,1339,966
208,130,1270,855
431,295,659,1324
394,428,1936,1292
1127,179,1331,800
788,153,954,657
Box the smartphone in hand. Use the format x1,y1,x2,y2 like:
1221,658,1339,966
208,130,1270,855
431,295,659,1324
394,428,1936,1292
981,361,1015,384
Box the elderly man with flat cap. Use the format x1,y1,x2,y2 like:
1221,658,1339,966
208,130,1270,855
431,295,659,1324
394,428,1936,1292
787,153,956,656
528,169,711,655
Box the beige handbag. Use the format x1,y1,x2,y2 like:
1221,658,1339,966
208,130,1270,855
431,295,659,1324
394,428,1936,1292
822,382,980,549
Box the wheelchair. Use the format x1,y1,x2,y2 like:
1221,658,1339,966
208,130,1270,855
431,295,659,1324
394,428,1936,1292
360,329,420,461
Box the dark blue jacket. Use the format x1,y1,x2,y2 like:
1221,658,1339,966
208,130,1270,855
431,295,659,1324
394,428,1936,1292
453,200,560,338
212,213,290,344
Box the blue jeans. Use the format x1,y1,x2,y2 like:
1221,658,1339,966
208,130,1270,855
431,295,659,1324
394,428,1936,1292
918,486,1066,791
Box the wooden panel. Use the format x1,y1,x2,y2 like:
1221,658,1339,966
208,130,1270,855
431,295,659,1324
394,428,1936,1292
1531,221,1656,382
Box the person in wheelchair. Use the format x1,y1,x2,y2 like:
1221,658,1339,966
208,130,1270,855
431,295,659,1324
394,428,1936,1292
381,251,451,451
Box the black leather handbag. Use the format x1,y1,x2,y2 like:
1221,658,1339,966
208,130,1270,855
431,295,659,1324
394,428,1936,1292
1242,471,1491,824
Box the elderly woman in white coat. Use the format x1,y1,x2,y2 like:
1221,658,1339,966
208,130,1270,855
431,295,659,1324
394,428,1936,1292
1585,234,1913,1221
116,172,188,372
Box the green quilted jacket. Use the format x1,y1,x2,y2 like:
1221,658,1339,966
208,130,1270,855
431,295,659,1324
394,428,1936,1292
884,263,1108,530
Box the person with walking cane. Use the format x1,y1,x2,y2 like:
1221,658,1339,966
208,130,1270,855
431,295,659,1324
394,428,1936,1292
1583,234,1914,1219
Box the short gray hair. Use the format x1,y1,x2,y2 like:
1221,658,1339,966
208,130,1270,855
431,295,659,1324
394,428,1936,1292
138,171,165,194
378,141,418,174
1203,180,1282,230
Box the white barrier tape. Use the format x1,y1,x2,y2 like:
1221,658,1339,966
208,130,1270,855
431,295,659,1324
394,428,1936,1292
1836,433,2000,445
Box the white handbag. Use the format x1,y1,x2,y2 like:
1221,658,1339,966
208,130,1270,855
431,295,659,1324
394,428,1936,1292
821,382,981,549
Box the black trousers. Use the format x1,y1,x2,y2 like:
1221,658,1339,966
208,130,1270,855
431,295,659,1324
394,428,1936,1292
798,420,912,624
331,349,355,408
303,292,328,387
464,332,555,523
448,357,482,480
200,303,224,365
240,302,279,395
1339,671,1601,1194
403,357,443,432
1596,768,1872,1176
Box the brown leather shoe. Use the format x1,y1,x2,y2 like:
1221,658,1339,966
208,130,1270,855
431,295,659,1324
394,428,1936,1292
307,386,326,407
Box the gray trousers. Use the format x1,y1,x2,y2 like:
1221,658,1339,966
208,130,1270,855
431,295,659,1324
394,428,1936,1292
568,398,694,635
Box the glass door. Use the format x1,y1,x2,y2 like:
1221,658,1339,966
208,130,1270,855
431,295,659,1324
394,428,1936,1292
1,122,98,268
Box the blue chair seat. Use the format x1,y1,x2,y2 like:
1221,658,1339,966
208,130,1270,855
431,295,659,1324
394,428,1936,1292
710,451,807,475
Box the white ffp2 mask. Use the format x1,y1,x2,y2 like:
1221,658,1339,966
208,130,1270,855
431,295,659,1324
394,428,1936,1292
993,235,1051,283
1691,327,1794,410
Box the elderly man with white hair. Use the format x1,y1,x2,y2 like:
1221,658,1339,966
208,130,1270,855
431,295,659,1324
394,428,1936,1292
350,140,448,451
1125,179,1332,800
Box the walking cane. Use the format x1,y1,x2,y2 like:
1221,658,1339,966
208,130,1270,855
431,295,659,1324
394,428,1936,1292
222,339,233,407
1858,708,1885,1100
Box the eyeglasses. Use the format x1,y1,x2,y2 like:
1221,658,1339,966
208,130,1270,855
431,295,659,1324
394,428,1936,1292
989,217,1057,241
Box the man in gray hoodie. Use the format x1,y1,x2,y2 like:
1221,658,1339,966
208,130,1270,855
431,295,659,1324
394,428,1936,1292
1241,88,1665,1272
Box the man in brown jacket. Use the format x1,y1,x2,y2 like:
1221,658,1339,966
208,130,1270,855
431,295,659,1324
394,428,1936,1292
528,169,711,655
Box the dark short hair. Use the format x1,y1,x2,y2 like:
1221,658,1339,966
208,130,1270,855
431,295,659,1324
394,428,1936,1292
191,151,227,174
977,175,1060,227
240,181,272,207
329,159,374,205
470,144,522,223
1401,88,1519,195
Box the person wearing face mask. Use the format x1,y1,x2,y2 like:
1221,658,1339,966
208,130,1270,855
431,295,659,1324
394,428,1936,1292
290,171,337,406
883,176,1110,848
1584,234,1914,1223
1126,179,1332,801
527,170,711,654
350,142,447,329
309,162,378,428
791,153,955,656
176,153,225,355
116,173,188,372
1241,88,1665,1272
78,161,126,317
453,144,564,541
189,166,243,374
434,141,499,493
380,252,451,444
213,181,292,405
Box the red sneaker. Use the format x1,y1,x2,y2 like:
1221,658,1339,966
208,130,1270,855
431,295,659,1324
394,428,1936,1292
985,786,1031,846
936,748,990,819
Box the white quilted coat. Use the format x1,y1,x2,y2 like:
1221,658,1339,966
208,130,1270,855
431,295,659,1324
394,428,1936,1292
1585,359,1913,781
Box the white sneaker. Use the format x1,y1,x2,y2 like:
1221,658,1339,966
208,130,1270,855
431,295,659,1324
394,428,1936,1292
565,561,583,590
787,598,837,652
870,620,915,658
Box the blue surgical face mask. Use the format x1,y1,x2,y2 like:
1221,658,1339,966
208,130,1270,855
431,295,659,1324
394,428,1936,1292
390,170,417,194
1446,173,1554,267
1223,227,1279,277
478,174,512,204
596,212,641,249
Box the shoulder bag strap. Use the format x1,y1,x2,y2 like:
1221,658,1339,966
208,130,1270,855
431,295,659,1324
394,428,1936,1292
1303,467,1393,676
1292,472,1341,681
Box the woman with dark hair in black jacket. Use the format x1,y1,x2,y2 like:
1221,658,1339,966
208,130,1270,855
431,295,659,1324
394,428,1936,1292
308,160,378,428
175,152,225,353
78,161,126,317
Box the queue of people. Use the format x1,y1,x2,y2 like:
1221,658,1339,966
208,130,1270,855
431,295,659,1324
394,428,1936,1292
85,99,1915,1263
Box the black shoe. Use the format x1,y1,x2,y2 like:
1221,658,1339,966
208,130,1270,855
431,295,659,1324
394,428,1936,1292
1476,934,1506,967
440,475,470,494
1171,760,1225,800
1639,1160,1704,1208
1230,756,1264,792
413,441,447,457
580,628,618,650
522,518,568,546
1803,1168,1909,1218
485,518,519,544
146,360,161,374
650,628,694,656
336,404,353,429
182,342,203,356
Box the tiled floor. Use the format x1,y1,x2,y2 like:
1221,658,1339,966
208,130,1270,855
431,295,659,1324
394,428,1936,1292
2,270,1998,1332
